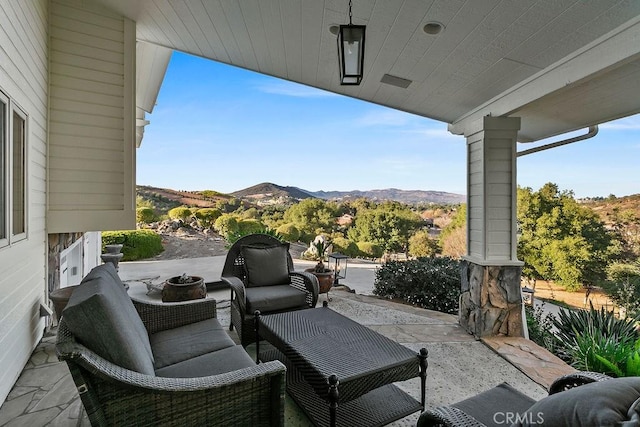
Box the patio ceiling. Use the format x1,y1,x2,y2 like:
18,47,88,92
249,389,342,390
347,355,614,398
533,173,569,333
97,0,640,142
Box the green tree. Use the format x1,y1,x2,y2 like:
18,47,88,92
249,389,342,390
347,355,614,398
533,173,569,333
438,204,466,258
408,229,440,258
347,201,421,253
283,198,337,242
517,183,618,291
276,223,300,242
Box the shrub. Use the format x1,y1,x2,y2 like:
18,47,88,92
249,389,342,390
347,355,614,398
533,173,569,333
373,257,461,314
214,214,239,239
357,241,383,259
237,219,265,235
194,208,222,228
102,230,163,261
602,262,640,318
525,303,556,352
331,236,359,257
168,206,193,221
552,304,640,376
276,223,300,242
136,207,155,224
408,230,439,258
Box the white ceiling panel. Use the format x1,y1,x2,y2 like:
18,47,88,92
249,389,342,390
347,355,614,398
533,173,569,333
97,0,640,142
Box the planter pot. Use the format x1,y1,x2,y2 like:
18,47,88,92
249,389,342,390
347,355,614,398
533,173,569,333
305,268,334,294
104,244,123,254
162,275,206,302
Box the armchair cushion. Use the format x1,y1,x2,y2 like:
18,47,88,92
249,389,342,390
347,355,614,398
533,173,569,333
514,377,640,427
150,318,235,369
155,345,255,378
62,264,155,376
241,243,290,287
452,383,534,427
245,285,308,313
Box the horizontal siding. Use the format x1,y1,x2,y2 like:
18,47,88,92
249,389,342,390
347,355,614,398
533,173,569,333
48,0,136,227
0,0,48,406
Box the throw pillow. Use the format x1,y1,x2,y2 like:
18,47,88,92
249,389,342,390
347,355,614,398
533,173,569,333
63,264,155,375
241,243,290,287
513,377,640,427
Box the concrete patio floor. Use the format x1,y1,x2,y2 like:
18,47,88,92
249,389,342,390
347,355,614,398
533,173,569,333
0,256,575,426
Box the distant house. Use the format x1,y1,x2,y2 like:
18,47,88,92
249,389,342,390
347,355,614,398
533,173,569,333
337,214,354,227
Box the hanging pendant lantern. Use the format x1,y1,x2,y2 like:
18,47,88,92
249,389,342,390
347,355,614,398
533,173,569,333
337,0,366,85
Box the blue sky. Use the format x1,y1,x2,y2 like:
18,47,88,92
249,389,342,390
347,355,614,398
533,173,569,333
138,52,639,199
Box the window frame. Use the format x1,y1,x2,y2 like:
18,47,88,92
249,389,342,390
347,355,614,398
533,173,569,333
10,104,27,242
0,91,7,248
0,89,28,249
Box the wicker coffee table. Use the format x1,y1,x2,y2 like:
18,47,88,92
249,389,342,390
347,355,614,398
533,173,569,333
255,304,428,427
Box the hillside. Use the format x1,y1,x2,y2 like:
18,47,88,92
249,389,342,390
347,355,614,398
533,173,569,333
581,194,640,225
308,188,465,205
137,185,231,211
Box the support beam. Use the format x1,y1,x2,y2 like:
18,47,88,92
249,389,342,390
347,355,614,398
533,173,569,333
459,116,525,338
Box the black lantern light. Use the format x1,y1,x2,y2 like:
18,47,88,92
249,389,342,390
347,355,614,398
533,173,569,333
337,0,366,85
328,253,349,285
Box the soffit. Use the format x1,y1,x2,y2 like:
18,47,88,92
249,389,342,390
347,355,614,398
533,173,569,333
95,0,640,142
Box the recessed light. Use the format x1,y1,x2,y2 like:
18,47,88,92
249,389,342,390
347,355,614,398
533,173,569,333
423,22,444,35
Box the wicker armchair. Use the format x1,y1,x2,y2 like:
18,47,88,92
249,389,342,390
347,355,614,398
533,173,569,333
57,298,286,426
221,234,319,347
417,371,640,427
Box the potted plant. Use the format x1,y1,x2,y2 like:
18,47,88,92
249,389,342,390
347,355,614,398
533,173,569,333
304,235,334,294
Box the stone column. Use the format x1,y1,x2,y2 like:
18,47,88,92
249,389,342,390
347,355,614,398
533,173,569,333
459,116,525,338
460,261,524,337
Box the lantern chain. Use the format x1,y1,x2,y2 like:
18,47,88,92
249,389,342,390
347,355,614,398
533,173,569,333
348,0,353,25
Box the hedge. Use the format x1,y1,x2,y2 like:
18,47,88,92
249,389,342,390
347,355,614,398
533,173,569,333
373,256,461,314
102,229,164,261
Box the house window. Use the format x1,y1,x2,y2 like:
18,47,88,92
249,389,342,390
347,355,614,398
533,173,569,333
0,90,28,248
12,108,26,238
0,94,7,245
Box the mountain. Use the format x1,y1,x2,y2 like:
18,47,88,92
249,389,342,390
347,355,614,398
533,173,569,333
306,188,465,205
229,182,465,205
230,182,314,205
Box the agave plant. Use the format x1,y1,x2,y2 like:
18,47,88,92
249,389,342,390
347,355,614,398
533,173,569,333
552,303,639,347
553,303,640,376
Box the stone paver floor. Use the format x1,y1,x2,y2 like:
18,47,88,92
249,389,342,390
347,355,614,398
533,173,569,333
0,291,569,426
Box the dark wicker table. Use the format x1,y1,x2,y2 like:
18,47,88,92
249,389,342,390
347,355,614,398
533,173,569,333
255,304,428,427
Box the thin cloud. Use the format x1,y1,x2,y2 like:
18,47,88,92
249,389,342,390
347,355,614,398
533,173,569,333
355,109,415,127
254,80,337,98
599,115,640,130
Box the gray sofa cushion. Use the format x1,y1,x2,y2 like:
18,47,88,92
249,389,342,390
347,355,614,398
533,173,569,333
155,345,255,378
245,284,308,313
450,383,535,427
241,243,290,287
513,377,640,427
150,318,235,369
62,264,155,376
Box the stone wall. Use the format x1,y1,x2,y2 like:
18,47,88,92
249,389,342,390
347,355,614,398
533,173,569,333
459,260,525,338
47,232,83,293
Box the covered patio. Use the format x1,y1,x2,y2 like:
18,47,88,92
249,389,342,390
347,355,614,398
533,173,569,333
2,0,640,420
1,258,569,425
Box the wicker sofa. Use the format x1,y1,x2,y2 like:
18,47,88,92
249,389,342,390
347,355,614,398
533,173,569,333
417,371,640,427
56,263,285,426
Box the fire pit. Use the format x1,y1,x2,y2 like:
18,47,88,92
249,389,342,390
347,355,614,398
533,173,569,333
162,273,206,302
